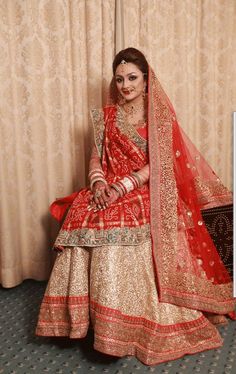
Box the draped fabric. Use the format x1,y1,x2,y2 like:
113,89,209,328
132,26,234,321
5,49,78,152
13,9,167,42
50,105,150,249
105,66,234,313
36,68,234,364
147,68,233,313
0,0,235,287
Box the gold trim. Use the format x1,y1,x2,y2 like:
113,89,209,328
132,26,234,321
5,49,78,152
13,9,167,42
116,105,148,154
55,223,151,247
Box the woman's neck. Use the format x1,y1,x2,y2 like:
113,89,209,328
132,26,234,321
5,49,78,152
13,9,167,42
121,96,147,127
124,95,144,110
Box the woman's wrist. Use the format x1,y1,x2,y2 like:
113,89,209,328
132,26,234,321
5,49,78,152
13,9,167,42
111,183,123,197
131,172,142,187
89,168,107,190
90,177,107,190
111,174,141,197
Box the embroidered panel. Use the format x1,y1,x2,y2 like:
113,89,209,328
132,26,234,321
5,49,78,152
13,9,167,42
194,176,232,208
55,223,151,247
90,108,105,157
91,301,222,366
55,185,150,248
116,105,148,154
160,271,234,314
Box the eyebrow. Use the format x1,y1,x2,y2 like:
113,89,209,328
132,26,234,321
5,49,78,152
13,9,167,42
115,72,138,77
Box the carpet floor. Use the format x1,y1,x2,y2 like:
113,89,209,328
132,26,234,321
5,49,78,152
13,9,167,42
0,280,235,374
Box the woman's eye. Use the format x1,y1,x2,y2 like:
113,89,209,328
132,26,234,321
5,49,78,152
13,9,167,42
129,76,137,81
116,78,123,83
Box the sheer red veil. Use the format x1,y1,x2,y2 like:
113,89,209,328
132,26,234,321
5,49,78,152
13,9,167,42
108,65,234,315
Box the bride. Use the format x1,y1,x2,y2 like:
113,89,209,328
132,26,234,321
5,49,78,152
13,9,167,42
36,47,235,366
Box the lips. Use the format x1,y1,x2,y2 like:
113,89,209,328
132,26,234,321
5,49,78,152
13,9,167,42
122,88,134,95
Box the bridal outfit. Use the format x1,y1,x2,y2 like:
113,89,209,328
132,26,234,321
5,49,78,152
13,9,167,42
36,67,235,365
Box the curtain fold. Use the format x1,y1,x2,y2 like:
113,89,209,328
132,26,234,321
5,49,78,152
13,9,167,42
0,0,235,287
115,0,124,53
0,0,115,287
117,0,236,189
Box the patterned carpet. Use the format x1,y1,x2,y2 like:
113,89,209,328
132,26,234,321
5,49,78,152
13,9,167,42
0,280,236,374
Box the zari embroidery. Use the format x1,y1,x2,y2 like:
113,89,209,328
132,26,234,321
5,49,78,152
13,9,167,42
90,109,105,157
194,177,232,207
55,223,151,247
147,67,234,313
116,105,148,154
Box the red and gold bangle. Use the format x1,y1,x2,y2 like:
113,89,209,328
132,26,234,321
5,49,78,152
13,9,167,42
90,176,107,190
111,183,123,197
121,176,136,192
111,176,136,197
89,170,104,179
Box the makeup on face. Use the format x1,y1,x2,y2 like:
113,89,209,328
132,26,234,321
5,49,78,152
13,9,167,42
115,63,145,102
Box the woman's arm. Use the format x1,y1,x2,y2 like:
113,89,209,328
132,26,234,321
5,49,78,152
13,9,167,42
88,145,112,209
111,164,149,197
88,151,149,211
132,163,149,185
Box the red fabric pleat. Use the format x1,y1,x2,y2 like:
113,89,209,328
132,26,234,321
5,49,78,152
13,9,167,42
50,192,79,222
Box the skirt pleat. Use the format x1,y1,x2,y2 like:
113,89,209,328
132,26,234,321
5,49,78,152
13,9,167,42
36,241,223,365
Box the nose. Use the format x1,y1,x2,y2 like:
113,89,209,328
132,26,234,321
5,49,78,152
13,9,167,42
122,78,130,88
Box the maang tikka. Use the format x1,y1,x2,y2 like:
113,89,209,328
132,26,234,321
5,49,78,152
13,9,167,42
120,59,127,72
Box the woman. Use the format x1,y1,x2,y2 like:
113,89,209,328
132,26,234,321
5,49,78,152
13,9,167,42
36,48,235,366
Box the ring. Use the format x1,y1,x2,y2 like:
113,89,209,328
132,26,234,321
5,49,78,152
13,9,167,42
94,190,102,198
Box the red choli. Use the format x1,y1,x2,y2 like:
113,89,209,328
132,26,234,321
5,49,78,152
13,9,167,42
53,106,151,248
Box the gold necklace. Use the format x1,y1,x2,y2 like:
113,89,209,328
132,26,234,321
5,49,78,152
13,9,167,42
123,102,144,116
121,104,147,127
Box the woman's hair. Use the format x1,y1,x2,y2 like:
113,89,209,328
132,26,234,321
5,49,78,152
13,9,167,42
112,47,149,80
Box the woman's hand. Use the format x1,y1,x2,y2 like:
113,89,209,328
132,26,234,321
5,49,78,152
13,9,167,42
88,184,120,212
106,188,120,206
90,181,112,210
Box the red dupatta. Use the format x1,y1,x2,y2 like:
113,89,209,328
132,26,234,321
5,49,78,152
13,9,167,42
51,65,234,315
147,67,234,314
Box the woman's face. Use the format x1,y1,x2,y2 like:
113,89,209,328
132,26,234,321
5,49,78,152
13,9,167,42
115,62,146,103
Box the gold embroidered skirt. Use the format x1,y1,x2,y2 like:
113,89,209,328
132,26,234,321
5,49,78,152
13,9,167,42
36,241,223,365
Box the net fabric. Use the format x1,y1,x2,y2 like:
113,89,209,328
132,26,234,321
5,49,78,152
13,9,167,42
107,65,234,311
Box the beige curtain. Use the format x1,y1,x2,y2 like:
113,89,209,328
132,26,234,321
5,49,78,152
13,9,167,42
118,0,236,189
0,0,235,287
0,0,115,287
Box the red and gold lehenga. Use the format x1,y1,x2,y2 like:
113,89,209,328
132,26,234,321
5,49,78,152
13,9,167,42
36,67,235,366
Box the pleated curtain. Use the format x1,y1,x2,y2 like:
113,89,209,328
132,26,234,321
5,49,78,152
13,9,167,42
0,0,235,287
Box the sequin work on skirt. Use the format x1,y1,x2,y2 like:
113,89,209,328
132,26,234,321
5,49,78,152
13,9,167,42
36,242,223,366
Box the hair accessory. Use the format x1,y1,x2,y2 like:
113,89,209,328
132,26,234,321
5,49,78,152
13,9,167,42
120,59,128,73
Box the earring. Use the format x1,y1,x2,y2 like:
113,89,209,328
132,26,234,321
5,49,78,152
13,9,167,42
142,87,146,100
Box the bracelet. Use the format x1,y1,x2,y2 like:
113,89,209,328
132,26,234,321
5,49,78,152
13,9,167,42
90,177,107,190
88,168,104,177
121,176,136,193
89,172,105,182
116,181,127,195
111,175,137,197
131,172,142,187
89,172,104,183
111,183,123,197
